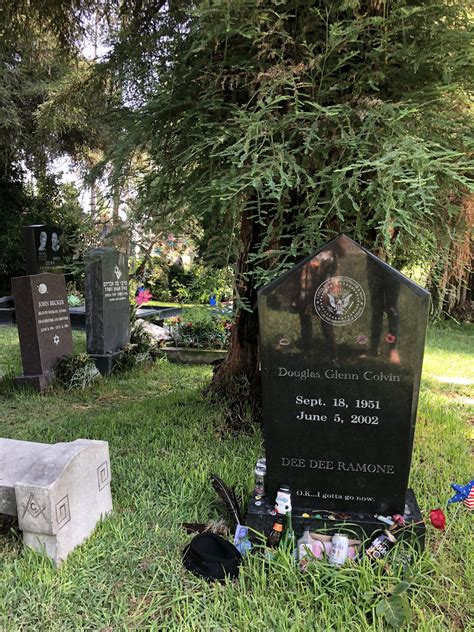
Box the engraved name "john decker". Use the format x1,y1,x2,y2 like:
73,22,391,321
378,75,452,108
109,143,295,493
281,457,395,474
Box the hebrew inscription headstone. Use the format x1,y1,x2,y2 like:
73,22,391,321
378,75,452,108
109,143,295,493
12,272,73,390
85,248,129,374
258,235,430,516
24,224,63,275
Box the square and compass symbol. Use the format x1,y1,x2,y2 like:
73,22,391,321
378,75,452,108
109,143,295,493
21,493,47,522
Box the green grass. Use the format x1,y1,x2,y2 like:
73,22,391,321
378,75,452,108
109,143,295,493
0,322,472,630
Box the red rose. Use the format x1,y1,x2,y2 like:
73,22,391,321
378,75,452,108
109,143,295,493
429,508,446,530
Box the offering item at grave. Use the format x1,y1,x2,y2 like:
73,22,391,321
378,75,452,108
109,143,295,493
254,463,266,496
297,531,361,570
275,485,292,515
448,480,474,510
365,530,397,560
279,509,296,556
267,515,284,549
233,524,252,555
328,533,349,566
297,526,313,568
210,474,243,528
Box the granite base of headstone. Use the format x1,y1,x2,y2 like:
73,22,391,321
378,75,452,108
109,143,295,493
0,437,112,566
90,351,124,376
13,373,53,392
246,489,425,548
12,273,74,391
248,235,430,549
85,248,129,375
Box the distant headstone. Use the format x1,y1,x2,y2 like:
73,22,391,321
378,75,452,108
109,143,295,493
85,248,129,374
0,295,14,325
24,225,63,275
12,272,73,390
0,437,112,566
258,235,430,516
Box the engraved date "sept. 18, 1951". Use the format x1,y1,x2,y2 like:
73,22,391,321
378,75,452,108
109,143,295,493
294,395,381,425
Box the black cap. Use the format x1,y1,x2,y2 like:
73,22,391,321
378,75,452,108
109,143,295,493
183,533,242,582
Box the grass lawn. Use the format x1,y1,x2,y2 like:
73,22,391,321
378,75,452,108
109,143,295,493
0,322,472,630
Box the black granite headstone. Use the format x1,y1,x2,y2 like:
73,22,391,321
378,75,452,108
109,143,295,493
85,248,129,374
24,225,64,275
258,235,430,516
12,273,73,390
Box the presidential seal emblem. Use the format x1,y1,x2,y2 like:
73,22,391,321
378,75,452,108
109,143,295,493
314,276,365,326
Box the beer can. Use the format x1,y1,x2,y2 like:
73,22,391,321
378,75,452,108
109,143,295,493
365,530,397,560
328,533,349,566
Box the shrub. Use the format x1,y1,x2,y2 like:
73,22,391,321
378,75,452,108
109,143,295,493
113,323,165,373
169,306,232,349
139,255,233,305
67,294,82,307
186,264,233,304
136,258,172,301
55,353,101,390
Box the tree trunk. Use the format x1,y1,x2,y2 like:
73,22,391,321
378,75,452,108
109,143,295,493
112,181,120,225
429,194,473,320
207,206,262,427
90,181,97,218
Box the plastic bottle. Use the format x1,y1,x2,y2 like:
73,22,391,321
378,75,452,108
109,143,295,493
267,515,284,549
297,526,313,567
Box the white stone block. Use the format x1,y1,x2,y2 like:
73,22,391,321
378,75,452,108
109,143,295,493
0,438,112,566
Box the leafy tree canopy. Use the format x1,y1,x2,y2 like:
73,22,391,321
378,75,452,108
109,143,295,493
98,0,473,293
86,0,473,414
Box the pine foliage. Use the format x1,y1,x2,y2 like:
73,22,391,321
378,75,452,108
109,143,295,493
103,0,473,296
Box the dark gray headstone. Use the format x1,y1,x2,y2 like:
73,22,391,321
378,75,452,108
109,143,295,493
12,273,73,390
258,235,430,515
85,248,129,370
0,295,14,325
24,225,64,275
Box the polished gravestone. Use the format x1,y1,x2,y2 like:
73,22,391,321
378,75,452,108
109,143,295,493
0,295,15,325
12,273,74,390
247,235,430,542
85,248,129,374
24,225,63,275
